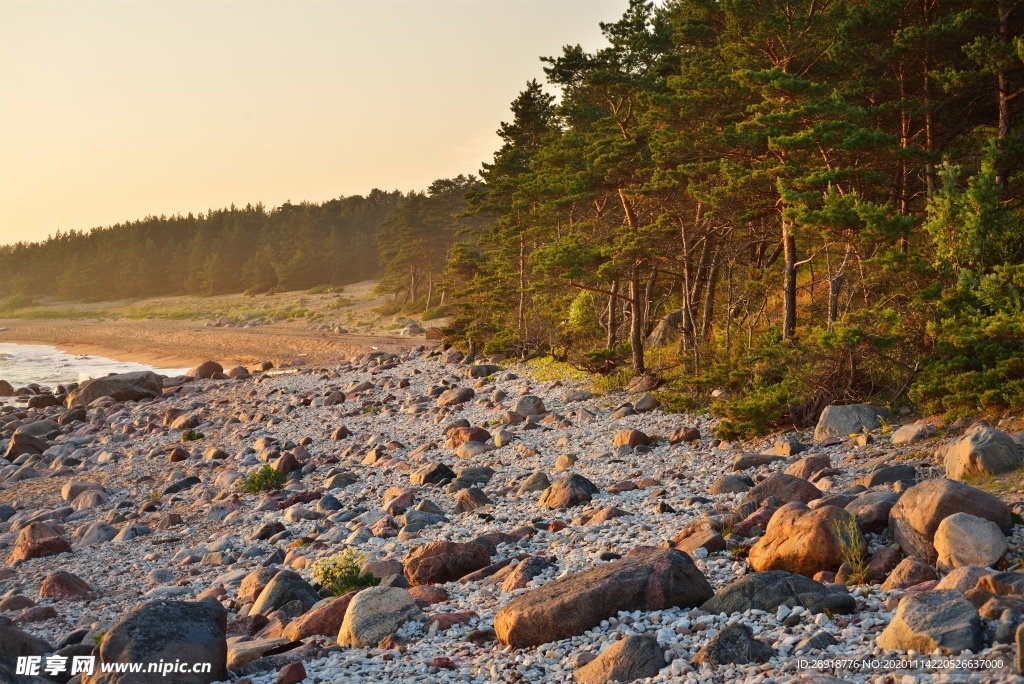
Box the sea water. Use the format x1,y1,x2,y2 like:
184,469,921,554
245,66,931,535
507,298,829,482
0,342,189,389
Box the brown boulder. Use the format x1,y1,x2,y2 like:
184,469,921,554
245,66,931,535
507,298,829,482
494,548,713,648
668,427,701,444
748,503,863,577
282,590,358,641
403,542,491,586
538,474,598,510
39,571,91,600
612,429,650,448
739,473,822,516
888,478,1011,563
880,557,938,592
186,360,224,379
785,455,832,481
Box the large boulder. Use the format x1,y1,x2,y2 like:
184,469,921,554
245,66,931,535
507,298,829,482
749,503,862,577
336,587,422,647
876,590,982,655
249,570,320,616
701,571,856,615
0,615,52,657
888,478,1012,563
933,512,1008,573
845,490,901,534
813,404,886,441
880,557,938,592
282,591,359,641
66,371,162,408
403,542,490,586
575,634,664,684
538,474,598,510
939,424,1023,481
494,548,713,648
186,361,223,379
83,600,227,684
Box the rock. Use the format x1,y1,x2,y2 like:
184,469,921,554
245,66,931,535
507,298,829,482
669,426,701,444
891,420,936,445
4,432,48,459
404,542,491,586
739,473,822,516
813,404,886,441
517,472,551,495
466,364,500,379
500,557,556,592
691,623,775,668
8,523,71,563
845,490,901,534
0,380,13,397
633,393,659,412
0,616,53,656
940,424,1023,481
936,566,991,593
78,521,117,546
575,634,664,684
749,501,860,577
187,360,224,379
701,571,856,615
612,429,650,448
709,475,752,495
674,529,727,556
978,571,1024,596
436,387,474,407
275,661,306,684
336,587,422,647
83,600,227,684
880,557,938,592
934,512,1008,572
494,548,713,648
410,463,456,486
282,590,358,641
66,371,162,408
39,571,91,600
453,487,491,513
785,455,832,481
733,453,784,470
513,395,546,416
876,590,982,654
446,426,491,447
888,478,1012,563
856,464,916,489
250,570,320,616
537,473,598,510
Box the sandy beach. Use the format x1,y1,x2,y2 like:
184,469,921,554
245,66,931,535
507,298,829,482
0,317,432,370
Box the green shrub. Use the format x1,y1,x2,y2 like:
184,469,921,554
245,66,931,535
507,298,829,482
311,548,381,596
238,464,286,493
181,430,204,441
832,517,868,586
422,304,453,321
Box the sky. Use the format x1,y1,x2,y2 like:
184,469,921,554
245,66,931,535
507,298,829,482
0,0,628,245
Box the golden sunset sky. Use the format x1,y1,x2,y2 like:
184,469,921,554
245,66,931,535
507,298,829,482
0,0,626,245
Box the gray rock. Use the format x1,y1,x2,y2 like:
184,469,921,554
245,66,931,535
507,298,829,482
845,490,901,534
856,464,915,488
337,586,422,647
513,395,546,416
691,624,774,668
813,404,887,441
250,569,320,616
876,590,982,655
517,472,551,495
701,571,856,615
66,371,162,408
891,421,936,445
940,424,1023,481
83,600,227,683
575,634,664,684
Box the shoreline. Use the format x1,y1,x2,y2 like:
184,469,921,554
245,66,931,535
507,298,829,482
0,317,435,372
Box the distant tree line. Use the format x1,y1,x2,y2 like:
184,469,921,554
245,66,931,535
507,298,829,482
0,190,404,300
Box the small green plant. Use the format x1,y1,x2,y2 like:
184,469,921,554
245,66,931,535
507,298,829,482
182,429,205,441
311,548,381,596
832,517,868,585
1013,512,1024,526
148,490,161,501
238,464,286,493
91,631,106,646
730,543,750,559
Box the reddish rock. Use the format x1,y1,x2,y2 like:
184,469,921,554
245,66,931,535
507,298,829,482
0,594,35,612
494,548,713,647
187,360,223,379
383,491,415,516
866,547,903,583
275,661,306,684
447,426,490,447
612,429,650,448
155,513,184,530
668,427,701,444
425,610,477,631
404,542,491,586
8,533,71,564
785,455,832,481
331,426,352,440
282,591,358,640
239,567,278,603
538,474,599,510
370,516,400,538
607,481,639,494
732,503,779,538
39,571,91,600
226,614,270,637
273,453,301,473
500,557,556,591
14,605,57,623
880,557,938,592
749,504,863,577
408,585,449,606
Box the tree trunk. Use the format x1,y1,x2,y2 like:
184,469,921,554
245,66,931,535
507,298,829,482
517,233,526,332
424,276,433,311
996,2,1013,187
642,271,656,336
606,279,618,351
409,265,418,303
700,253,721,340
783,220,797,340
629,268,645,375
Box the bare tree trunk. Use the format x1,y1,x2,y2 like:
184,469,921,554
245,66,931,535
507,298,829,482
995,1,1013,187
700,253,721,340
606,279,618,351
827,243,853,332
629,267,645,375
783,219,797,341
424,276,433,311
409,265,418,303
642,271,656,336
517,233,526,331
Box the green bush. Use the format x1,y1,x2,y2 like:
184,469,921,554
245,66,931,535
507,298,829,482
238,464,286,493
422,304,453,321
181,430,204,441
311,548,381,596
